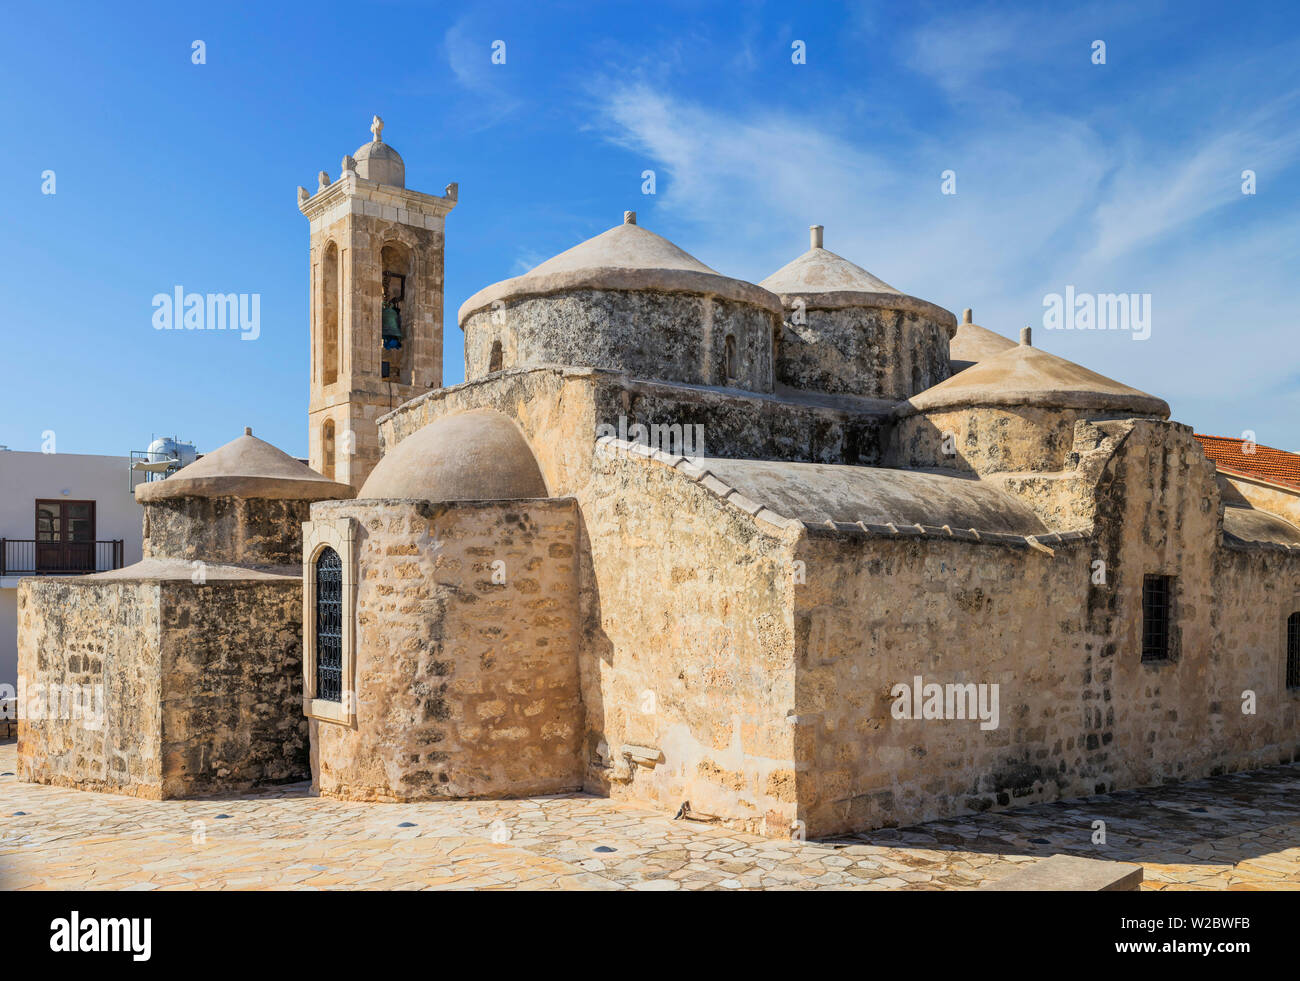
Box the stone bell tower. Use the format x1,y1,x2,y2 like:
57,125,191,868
299,115,458,490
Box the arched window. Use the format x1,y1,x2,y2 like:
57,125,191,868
321,419,336,481
489,339,503,373
1287,612,1300,690
320,242,339,385
302,521,356,725
381,243,410,384
724,334,738,383
315,547,343,703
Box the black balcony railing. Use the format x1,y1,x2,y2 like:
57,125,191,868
0,539,125,576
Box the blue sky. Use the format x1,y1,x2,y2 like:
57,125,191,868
2,0,1298,457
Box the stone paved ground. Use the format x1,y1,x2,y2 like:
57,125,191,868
2,741,1298,890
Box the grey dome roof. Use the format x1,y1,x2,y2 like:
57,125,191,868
1223,506,1300,547
697,457,1049,537
458,216,782,323
760,248,900,296
136,430,353,502
359,410,548,502
353,139,405,187
949,309,1017,371
899,343,1170,418
759,226,956,332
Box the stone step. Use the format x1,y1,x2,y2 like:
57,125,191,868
979,854,1143,891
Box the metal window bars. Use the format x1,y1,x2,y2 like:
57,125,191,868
315,547,344,702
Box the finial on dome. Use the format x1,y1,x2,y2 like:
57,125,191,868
624,211,636,225
810,224,824,250
244,426,253,436
1020,326,1033,347
371,114,384,143
963,308,973,324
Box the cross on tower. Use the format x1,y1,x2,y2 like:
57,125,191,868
370,115,384,143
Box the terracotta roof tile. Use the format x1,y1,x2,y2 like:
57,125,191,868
1194,433,1300,490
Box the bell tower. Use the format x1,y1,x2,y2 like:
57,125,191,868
299,116,458,490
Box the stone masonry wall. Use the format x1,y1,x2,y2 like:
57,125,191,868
17,578,162,796
579,446,800,835
464,290,777,394
158,580,308,796
1210,545,1300,770
889,406,1084,475
792,419,1300,837
17,574,307,798
143,496,312,567
377,367,888,505
311,498,583,800
793,530,1092,836
777,306,951,399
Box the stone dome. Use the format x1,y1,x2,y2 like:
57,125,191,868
759,225,955,332
760,247,899,296
457,213,781,393
949,308,1017,372
353,133,405,187
900,342,1170,418
136,428,352,502
758,225,956,400
459,214,780,320
1223,506,1300,547
359,410,548,502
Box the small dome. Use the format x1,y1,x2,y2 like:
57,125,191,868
459,216,781,322
136,430,353,502
353,140,405,187
1223,506,1300,547
760,247,899,296
759,226,955,332
359,410,548,502
901,342,1170,418
949,309,1017,371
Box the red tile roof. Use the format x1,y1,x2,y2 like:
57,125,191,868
1194,433,1300,490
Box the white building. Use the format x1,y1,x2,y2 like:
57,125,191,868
0,450,144,689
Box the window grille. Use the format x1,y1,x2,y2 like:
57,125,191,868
1141,574,1173,662
316,547,343,702
1287,612,1300,690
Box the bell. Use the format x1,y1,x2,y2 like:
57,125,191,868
382,305,402,349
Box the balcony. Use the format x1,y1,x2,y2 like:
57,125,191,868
0,539,125,577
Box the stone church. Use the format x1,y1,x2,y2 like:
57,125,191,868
15,119,1300,839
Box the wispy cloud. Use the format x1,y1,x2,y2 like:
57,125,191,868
586,11,1300,445
512,247,548,276
592,82,1109,308
443,17,521,131
1085,96,1300,265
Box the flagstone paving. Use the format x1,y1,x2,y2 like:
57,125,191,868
2,741,1298,890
